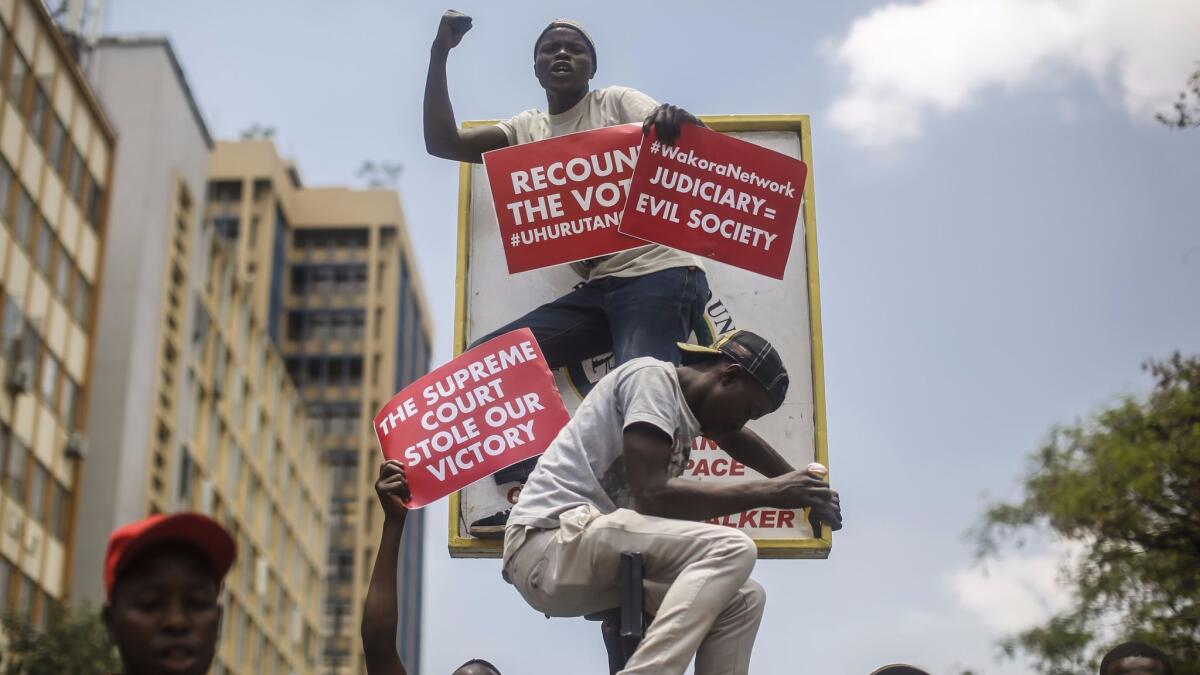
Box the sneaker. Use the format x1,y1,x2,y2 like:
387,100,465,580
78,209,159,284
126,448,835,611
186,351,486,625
468,510,510,539
494,457,537,485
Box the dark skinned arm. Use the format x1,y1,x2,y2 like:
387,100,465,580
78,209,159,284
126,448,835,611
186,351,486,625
642,103,707,146
424,10,511,163
623,423,842,529
361,461,411,675
709,427,794,478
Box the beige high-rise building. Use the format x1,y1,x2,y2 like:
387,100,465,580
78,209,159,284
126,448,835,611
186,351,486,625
0,0,113,626
208,140,433,674
77,36,328,674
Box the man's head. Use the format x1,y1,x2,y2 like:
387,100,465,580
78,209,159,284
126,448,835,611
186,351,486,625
870,666,931,675
678,330,789,436
102,513,236,675
533,19,596,96
1100,642,1174,675
453,657,502,675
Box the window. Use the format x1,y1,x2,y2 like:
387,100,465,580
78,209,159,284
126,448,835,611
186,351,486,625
86,176,103,228
213,216,238,241
330,312,347,340
27,463,47,524
305,359,321,383
310,312,330,341
16,574,34,621
207,180,242,205
177,452,194,505
48,481,69,540
287,312,304,340
312,267,333,294
72,272,91,324
14,189,34,248
0,159,12,222
328,358,344,383
67,152,84,204
58,377,78,428
28,85,49,142
0,558,11,612
39,351,57,404
5,438,27,500
7,54,28,111
54,245,71,299
327,547,354,582
284,357,302,386
289,266,308,295
34,220,53,274
47,117,66,171
3,294,22,343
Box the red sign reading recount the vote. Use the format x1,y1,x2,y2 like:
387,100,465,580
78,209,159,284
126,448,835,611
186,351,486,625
483,124,648,274
620,125,808,279
373,329,569,508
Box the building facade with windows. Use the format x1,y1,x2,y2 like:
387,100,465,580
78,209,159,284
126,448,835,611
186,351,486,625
76,37,327,674
208,140,433,674
0,0,112,628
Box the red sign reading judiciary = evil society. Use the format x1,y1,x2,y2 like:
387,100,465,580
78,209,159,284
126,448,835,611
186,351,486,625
373,329,570,509
483,124,648,274
620,125,808,280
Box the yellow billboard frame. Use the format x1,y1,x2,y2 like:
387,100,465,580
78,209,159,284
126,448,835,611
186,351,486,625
449,114,830,559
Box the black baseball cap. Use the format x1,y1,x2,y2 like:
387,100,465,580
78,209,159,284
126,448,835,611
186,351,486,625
870,666,931,675
678,330,789,411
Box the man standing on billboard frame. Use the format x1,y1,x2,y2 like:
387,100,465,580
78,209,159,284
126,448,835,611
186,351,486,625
424,10,711,537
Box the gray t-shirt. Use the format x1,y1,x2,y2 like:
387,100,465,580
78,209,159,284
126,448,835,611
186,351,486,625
494,85,702,281
508,357,701,529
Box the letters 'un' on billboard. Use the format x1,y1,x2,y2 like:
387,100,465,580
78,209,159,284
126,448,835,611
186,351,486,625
450,115,829,559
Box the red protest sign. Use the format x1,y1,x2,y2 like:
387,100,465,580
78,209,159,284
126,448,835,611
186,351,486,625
373,328,569,509
619,125,807,279
483,124,648,274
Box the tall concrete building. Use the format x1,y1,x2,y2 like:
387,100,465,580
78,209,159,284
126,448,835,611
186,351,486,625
208,141,433,674
0,0,113,626
78,38,328,674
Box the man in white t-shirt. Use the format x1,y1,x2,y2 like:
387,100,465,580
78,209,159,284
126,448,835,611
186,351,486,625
424,11,713,536
503,330,843,675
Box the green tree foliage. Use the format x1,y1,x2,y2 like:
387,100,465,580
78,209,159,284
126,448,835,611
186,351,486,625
1157,66,1200,129
0,605,119,675
975,353,1200,674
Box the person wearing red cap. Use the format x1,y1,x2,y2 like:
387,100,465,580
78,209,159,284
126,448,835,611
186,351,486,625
102,512,236,675
361,460,502,675
425,10,712,538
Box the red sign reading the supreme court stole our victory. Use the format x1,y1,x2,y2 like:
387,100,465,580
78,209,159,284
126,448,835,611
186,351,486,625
483,124,648,274
619,125,808,279
372,329,569,509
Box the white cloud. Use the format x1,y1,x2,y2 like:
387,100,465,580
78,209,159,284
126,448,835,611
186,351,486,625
826,0,1200,146
948,543,1079,634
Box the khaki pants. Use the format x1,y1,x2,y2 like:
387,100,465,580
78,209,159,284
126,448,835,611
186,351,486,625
503,506,766,675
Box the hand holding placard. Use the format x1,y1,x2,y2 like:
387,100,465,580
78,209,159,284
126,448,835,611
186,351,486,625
373,329,569,508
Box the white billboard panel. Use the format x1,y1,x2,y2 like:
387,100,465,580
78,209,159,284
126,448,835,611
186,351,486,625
449,116,829,559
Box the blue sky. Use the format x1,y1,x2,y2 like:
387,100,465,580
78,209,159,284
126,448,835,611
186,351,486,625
104,1,1200,673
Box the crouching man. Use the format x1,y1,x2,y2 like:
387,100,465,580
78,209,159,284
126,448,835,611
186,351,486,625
502,330,843,675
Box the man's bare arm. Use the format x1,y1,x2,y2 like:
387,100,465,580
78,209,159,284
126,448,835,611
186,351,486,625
361,462,410,675
623,424,841,528
424,10,510,163
709,427,794,478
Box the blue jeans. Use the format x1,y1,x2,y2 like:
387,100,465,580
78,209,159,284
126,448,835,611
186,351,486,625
473,266,710,486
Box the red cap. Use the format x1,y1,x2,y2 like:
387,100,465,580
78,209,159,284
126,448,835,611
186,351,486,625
104,512,237,600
